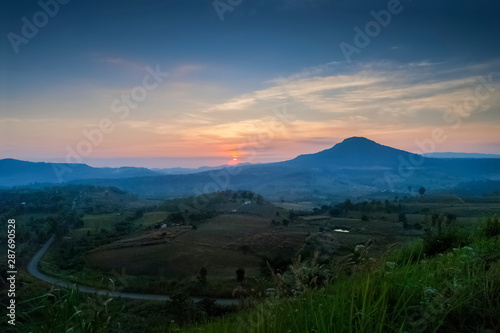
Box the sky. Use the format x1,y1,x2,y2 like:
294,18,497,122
1,0,500,168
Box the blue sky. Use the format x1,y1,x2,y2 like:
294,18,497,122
1,0,500,168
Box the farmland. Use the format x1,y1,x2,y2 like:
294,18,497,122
36,190,498,299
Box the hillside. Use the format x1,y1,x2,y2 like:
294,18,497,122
287,137,421,169
0,159,159,187
2,137,500,200
67,137,500,200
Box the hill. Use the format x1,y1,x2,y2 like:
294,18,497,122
424,152,500,158
288,137,420,169
3,137,500,200
65,137,500,200
0,159,159,187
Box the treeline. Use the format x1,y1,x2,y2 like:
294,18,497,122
328,199,402,216
286,199,403,219
0,185,132,216
160,190,265,212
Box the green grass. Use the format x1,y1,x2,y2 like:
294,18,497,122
10,287,114,333
14,212,499,332
135,211,170,228
82,214,122,232
180,216,500,333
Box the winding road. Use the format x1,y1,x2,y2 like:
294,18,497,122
27,235,239,305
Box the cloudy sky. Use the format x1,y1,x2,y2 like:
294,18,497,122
1,0,500,168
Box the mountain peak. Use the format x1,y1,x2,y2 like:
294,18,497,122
341,136,374,142
291,136,417,168
337,136,378,146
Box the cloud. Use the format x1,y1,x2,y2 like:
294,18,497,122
203,60,500,127
266,61,344,85
5,59,498,163
205,73,381,112
90,53,146,72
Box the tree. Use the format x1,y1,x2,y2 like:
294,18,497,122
342,199,353,216
329,207,341,217
197,267,207,285
282,219,290,227
399,213,409,229
418,186,426,197
236,268,245,282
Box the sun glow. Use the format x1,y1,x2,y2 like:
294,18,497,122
228,151,240,165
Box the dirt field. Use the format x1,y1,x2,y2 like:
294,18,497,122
87,214,273,278
84,196,500,282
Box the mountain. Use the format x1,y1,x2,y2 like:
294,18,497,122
423,152,500,159
3,137,500,200
0,159,160,187
152,163,253,175
288,137,419,169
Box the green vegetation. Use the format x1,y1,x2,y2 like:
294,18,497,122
1,285,237,333
181,216,499,333
10,214,497,332
2,184,498,332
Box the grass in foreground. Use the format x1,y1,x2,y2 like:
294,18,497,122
180,216,500,333
4,216,498,332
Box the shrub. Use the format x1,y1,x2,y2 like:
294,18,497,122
235,268,245,282
197,267,208,285
260,252,292,276
328,208,341,217
398,213,407,223
423,227,471,257
480,215,500,238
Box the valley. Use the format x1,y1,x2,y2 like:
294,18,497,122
1,138,499,332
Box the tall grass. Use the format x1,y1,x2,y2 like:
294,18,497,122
10,216,499,332
182,217,500,333
16,287,114,333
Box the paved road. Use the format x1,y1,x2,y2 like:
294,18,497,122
27,235,239,305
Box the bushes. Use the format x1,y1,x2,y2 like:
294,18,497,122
260,252,292,276
421,215,499,259
422,227,471,257
236,268,245,282
17,287,114,333
480,215,500,238
182,225,500,333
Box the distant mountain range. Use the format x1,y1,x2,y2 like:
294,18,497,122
2,137,499,200
152,163,252,175
0,159,158,187
423,152,500,159
0,159,239,187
